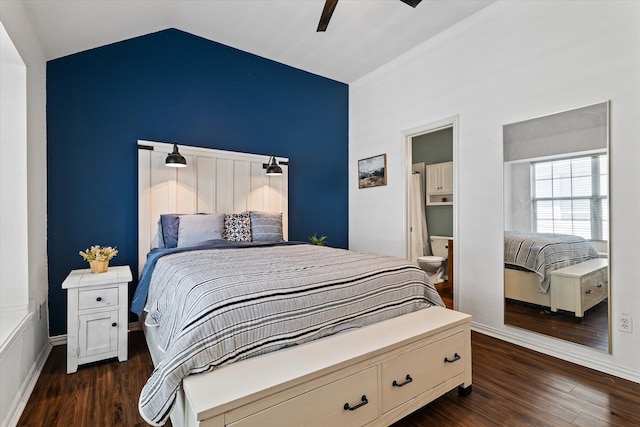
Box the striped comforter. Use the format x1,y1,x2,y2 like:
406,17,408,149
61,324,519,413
138,243,444,425
504,231,600,292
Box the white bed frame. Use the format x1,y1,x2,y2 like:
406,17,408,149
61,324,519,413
504,268,551,308
137,141,472,427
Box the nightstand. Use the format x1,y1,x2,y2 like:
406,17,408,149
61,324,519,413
62,265,132,373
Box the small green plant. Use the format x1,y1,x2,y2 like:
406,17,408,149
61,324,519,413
309,233,327,246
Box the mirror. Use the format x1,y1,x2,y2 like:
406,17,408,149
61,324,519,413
503,101,610,353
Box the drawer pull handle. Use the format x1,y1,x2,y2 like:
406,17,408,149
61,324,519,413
343,395,368,411
392,374,413,387
111,322,117,327
585,290,594,295
597,282,604,288
96,297,102,302
444,353,461,363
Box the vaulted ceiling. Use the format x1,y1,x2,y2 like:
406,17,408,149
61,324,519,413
19,0,494,83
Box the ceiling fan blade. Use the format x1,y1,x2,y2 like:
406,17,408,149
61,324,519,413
317,0,339,32
400,0,422,7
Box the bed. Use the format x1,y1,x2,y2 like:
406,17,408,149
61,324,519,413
136,141,472,427
504,231,601,312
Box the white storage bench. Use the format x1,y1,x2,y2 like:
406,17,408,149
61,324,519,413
179,307,472,427
550,258,608,317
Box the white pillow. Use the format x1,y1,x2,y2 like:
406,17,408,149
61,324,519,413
177,213,225,247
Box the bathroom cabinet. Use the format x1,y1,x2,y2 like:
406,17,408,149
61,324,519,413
426,162,453,205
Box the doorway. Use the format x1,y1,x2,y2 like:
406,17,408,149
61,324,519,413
404,118,458,309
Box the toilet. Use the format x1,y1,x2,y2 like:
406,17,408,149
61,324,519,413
417,236,452,284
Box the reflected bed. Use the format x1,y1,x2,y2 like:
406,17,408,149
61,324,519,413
504,231,601,312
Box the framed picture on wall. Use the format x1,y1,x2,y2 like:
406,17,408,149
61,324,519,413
358,154,387,189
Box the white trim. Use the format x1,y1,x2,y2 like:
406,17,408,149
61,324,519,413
0,310,31,355
4,342,52,427
471,322,640,384
49,334,66,347
128,321,141,332
138,140,288,164
402,116,460,309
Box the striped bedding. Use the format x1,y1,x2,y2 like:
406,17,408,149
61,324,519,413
504,231,600,292
138,242,444,426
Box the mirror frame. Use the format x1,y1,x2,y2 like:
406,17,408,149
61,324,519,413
502,101,611,353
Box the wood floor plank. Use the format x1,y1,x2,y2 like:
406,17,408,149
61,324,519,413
504,298,609,352
17,328,640,427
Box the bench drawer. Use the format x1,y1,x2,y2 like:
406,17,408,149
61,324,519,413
381,331,466,413
230,366,378,427
580,267,608,311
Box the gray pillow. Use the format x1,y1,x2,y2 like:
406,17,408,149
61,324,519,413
177,213,225,247
250,211,284,242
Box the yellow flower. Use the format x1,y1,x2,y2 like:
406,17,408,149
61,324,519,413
79,245,118,262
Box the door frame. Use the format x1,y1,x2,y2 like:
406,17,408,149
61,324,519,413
401,116,459,308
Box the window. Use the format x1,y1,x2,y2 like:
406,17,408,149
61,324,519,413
532,153,608,241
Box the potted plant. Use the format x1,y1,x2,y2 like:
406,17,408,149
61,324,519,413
308,233,327,246
79,245,118,273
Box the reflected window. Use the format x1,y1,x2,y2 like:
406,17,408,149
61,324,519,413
531,153,608,241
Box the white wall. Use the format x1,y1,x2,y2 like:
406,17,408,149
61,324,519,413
0,0,49,325
0,1,50,425
0,22,28,312
350,1,640,381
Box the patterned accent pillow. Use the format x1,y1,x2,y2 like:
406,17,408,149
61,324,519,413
223,212,252,242
250,211,284,242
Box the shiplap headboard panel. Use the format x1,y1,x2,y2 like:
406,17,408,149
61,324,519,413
138,140,288,275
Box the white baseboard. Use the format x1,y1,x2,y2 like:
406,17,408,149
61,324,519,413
128,320,141,332
49,334,66,346
7,321,142,426
4,340,52,427
471,321,640,384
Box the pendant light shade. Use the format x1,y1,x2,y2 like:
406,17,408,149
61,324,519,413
165,142,187,168
265,156,283,176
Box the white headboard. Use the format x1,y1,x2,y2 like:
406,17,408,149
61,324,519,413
138,140,288,275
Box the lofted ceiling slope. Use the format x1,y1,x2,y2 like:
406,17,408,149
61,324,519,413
18,0,494,83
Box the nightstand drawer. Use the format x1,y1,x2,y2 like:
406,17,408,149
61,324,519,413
78,287,119,310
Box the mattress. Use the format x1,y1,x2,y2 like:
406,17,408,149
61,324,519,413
134,241,444,425
504,231,600,292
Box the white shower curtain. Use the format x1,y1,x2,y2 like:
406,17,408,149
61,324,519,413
410,172,430,264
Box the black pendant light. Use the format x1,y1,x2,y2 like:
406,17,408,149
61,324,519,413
265,156,283,176
165,142,187,168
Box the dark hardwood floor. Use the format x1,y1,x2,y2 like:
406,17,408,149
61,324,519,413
505,298,609,352
435,279,453,309
17,330,168,427
18,322,639,427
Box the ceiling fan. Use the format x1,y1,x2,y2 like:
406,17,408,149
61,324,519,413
317,0,423,32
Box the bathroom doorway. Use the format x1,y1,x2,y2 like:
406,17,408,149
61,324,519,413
404,118,457,309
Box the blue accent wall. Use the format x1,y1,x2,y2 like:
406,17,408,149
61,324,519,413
46,29,349,336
